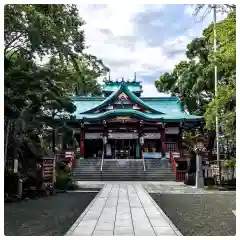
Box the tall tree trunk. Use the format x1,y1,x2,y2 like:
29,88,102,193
52,128,56,153
4,118,10,166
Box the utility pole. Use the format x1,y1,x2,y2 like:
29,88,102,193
213,6,221,183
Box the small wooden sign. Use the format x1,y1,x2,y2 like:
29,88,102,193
42,157,55,186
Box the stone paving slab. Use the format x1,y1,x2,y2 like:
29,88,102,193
69,183,180,236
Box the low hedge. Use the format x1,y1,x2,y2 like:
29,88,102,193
54,161,78,191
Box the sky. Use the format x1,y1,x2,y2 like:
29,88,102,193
77,4,227,97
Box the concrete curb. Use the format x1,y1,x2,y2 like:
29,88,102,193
142,186,183,236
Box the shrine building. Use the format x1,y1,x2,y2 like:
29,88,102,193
66,79,202,161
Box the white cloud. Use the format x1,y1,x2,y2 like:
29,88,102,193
184,5,195,16
141,83,169,97
77,4,227,97
78,5,185,77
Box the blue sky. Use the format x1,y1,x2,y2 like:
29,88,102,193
77,4,226,97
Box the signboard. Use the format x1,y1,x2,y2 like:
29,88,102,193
42,157,55,185
143,152,162,159
165,127,179,135
143,133,161,139
108,116,138,123
108,132,138,139
85,133,102,139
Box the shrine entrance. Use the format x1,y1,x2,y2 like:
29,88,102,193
107,139,138,159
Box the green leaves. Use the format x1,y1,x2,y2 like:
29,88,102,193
4,4,108,169
4,4,85,62
154,8,236,151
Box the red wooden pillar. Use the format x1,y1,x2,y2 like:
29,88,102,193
80,123,84,158
160,125,166,157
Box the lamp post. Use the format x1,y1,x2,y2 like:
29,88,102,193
103,135,107,145
193,134,206,188
139,136,144,159
140,136,144,146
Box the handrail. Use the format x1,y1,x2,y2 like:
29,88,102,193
170,152,177,176
100,148,104,172
142,152,146,171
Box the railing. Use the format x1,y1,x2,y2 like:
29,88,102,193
100,148,104,180
176,171,186,182
142,152,146,171
203,160,236,183
170,151,186,182
55,151,76,170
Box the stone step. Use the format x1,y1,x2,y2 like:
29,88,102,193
71,158,175,181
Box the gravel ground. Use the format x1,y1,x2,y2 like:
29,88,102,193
150,193,236,236
4,192,98,236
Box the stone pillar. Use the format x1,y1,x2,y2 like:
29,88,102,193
103,120,107,158
80,123,84,159
195,154,204,188
160,125,166,157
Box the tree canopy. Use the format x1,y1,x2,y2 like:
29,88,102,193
4,4,108,171
155,8,236,151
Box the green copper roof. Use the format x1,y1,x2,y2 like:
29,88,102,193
141,98,183,114
72,96,183,115
70,82,203,123
77,109,202,123
103,80,142,93
82,83,163,114
71,96,104,113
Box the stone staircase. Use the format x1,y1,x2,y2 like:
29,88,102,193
144,158,176,181
72,158,175,181
72,158,101,181
101,159,146,181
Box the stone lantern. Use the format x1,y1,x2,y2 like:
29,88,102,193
193,133,206,188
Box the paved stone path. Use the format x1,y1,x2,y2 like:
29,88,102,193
66,183,181,236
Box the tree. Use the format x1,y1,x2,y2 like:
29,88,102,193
204,10,236,146
4,4,108,173
190,4,236,21
4,4,85,62
155,10,236,154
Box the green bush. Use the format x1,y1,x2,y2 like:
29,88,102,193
56,161,70,173
204,177,215,186
66,180,78,190
224,158,236,168
4,170,20,195
223,178,236,186
54,161,77,190
55,173,71,190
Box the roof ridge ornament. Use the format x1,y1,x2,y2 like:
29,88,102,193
133,72,136,82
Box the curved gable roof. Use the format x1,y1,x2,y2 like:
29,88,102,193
82,83,165,114
79,109,203,122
